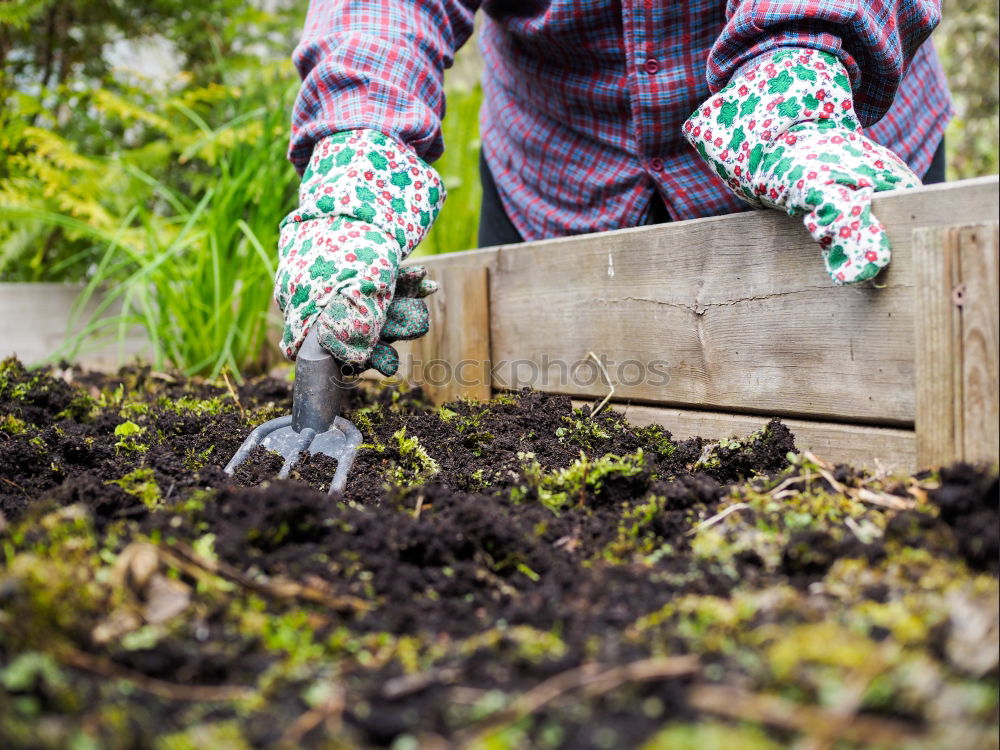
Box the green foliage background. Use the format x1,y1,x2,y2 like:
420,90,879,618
0,0,485,375
938,0,1000,179
0,0,304,282
0,1,995,374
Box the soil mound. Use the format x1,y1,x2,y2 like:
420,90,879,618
1,358,996,749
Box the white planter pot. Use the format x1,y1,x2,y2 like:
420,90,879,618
0,283,148,371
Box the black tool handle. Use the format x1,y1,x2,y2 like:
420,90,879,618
292,328,345,433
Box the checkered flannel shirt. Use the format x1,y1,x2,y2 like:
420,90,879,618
289,1,952,241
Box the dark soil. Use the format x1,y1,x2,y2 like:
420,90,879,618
0,357,996,750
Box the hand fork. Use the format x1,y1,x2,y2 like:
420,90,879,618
224,328,362,495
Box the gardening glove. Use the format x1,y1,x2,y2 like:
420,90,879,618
684,48,921,285
275,129,445,375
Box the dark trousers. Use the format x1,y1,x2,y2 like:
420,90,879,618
477,139,947,248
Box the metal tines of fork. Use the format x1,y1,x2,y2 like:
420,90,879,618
224,329,362,495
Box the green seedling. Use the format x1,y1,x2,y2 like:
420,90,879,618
0,414,27,435
388,427,440,488
694,423,776,472
512,449,646,513
113,419,147,453
183,444,216,471
437,401,496,452
0,358,40,401
107,468,162,509
633,423,677,460
555,409,613,451
602,494,674,561
120,400,150,418
167,396,228,416
55,392,97,422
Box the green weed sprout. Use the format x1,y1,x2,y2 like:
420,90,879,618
514,450,647,513
389,427,440,488
113,420,147,453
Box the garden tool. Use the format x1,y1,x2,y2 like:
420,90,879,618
224,328,362,495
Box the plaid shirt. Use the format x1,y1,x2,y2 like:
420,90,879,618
290,1,952,241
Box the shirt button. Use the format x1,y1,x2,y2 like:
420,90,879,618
649,157,664,171
644,58,659,74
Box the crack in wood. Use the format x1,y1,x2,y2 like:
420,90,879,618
595,286,831,315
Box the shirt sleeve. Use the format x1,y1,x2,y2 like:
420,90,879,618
288,0,480,174
707,0,942,127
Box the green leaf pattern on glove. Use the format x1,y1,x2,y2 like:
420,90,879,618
361,265,438,377
275,129,445,372
684,48,921,284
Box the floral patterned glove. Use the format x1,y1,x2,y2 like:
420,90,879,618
685,48,921,284
275,129,445,375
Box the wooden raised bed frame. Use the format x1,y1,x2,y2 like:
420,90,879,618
390,175,999,474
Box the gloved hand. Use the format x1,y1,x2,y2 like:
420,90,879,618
685,48,920,284
275,129,445,375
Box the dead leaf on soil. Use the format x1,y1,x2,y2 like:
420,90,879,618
143,573,192,624
92,609,144,645
113,542,160,590
946,588,1000,676
97,542,192,640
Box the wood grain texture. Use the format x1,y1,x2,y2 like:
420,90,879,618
491,177,1000,425
578,401,916,473
913,226,963,468
386,252,497,403
957,223,999,466
914,222,1000,469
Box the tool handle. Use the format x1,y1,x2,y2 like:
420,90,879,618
292,328,345,433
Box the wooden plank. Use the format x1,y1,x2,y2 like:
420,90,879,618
410,245,501,270
490,176,1000,425
914,222,1000,469
374,249,497,402
578,401,916,474
913,226,964,468
958,223,999,466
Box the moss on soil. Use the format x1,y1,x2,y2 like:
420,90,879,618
0,356,997,750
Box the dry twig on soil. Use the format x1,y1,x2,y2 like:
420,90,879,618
278,684,346,747
687,502,750,536
587,351,615,417
162,543,372,614
768,452,916,511
687,683,920,748
59,647,254,702
455,655,699,747
221,367,246,419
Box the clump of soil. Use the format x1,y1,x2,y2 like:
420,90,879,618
0,357,996,750
929,463,1000,574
